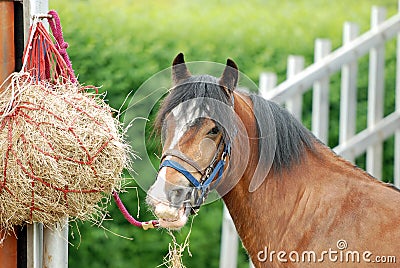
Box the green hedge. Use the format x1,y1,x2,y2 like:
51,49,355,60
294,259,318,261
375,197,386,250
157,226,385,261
50,0,397,267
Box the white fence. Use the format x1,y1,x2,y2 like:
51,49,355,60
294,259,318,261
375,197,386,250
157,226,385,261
220,3,400,267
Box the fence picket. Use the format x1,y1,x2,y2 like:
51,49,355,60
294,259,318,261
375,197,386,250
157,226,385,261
312,39,332,144
339,22,360,163
286,56,305,120
219,206,238,268
259,72,277,99
366,6,387,179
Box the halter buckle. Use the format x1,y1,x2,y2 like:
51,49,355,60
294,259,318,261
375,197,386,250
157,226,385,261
204,167,213,178
221,151,227,161
221,143,231,161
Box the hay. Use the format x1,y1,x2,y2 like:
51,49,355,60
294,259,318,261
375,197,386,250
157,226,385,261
159,217,195,268
0,72,129,234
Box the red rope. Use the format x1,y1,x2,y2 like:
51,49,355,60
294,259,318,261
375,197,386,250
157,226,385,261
47,10,76,83
112,191,159,230
24,25,65,80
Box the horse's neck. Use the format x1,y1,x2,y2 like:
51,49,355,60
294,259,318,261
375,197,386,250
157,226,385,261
221,94,399,263
222,142,363,257
224,141,400,263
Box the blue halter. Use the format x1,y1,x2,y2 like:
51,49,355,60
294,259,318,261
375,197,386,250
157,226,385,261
159,142,231,209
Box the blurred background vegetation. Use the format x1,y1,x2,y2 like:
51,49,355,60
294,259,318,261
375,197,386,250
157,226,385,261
50,0,397,267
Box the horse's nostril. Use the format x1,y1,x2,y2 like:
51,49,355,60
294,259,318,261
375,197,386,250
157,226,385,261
174,188,184,197
168,187,188,206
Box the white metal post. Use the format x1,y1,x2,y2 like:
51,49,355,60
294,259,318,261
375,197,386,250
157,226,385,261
27,222,43,268
24,1,49,267
339,22,359,163
43,217,69,268
286,56,305,121
312,39,331,144
366,6,386,179
23,1,69,267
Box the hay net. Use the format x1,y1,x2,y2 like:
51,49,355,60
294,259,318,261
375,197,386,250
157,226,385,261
0,14,129,235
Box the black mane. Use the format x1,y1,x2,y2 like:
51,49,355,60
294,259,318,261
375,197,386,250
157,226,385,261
250,94,315,173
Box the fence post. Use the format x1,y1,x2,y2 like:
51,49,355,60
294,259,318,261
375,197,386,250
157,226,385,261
219,206,238,268
312,39,332,144
366,6,386,179
286,56,305,120
395,1,400,188
339,22,360,162
259,72,277,99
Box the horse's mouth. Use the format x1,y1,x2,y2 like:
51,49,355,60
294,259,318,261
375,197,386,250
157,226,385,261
157,205,190,230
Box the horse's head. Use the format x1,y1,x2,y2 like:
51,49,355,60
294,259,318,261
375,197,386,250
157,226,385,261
146,53,239,229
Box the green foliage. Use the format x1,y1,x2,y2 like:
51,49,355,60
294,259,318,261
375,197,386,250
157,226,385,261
50,0,398,267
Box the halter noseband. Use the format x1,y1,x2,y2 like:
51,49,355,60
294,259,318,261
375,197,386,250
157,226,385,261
159,140,231,211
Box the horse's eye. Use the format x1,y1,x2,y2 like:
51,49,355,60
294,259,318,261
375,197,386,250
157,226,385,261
207,126,220,135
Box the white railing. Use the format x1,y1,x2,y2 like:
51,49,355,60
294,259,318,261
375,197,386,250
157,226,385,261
262,4,400,182
220,3,400,267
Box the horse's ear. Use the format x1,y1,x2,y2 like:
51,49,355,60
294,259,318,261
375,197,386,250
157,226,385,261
172,53,191,84
220,59,238,94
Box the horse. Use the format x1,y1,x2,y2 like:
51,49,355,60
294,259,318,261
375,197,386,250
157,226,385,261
146,53,400,267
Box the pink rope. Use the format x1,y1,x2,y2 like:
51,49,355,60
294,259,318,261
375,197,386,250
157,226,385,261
112,190,159,229
47,10,77,83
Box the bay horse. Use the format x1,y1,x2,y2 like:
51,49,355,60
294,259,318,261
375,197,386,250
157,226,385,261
146,53,400,267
